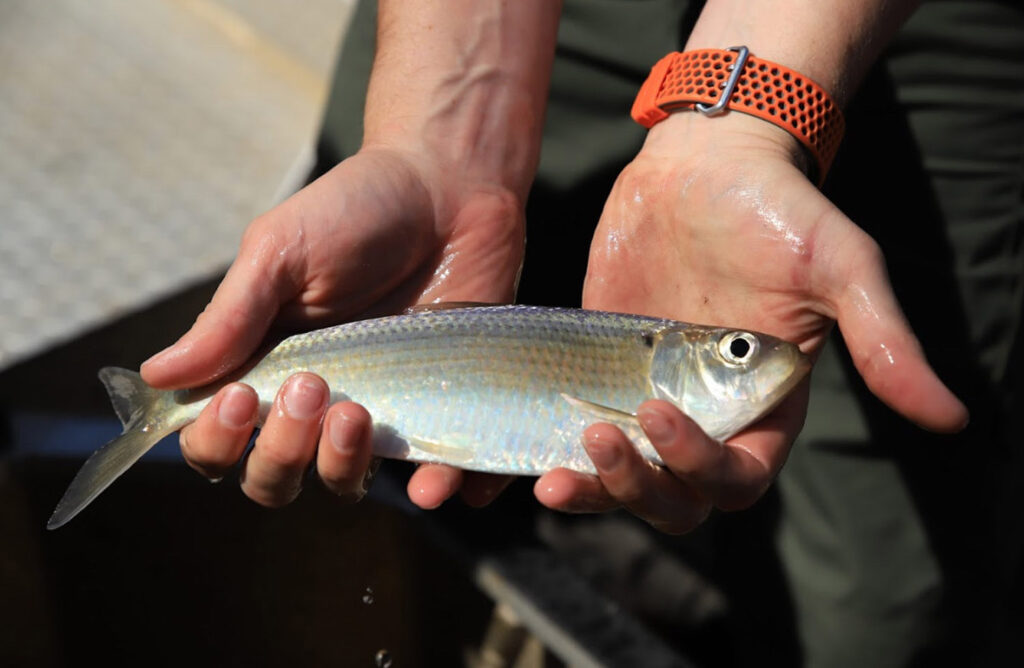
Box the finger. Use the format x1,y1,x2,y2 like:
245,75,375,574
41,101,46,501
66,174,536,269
582,422,711,534
534,468,620,514
407,464,463,510
638,400,781,512
581,423,653,507
823,223,968,432
460,473,515,508
140,219,299,390
179,383,259,480
240,373,328,507
317,402,375,501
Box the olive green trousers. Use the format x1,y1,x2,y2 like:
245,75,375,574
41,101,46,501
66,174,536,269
318,2,1024,665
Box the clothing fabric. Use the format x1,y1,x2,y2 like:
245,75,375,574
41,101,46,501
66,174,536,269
316,1,1024,665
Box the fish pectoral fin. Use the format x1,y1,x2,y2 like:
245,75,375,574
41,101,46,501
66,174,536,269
560,393,638,424
406,435,475,464
405,301,500,314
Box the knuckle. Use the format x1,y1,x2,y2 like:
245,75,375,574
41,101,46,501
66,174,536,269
651,502,712,535
836,226,885,283
319,473,365,503
239,214,272,251
179,427,213,467
257,439,312,472
317,466,359,495
180,426,241,471
613,482,647,509
244,482,302,509
856,233,884,265
716,481,768,512
178,427,192,455
650,518,694,535
240,464,305,508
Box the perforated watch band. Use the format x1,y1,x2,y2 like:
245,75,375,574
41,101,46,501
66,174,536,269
631,47,844,184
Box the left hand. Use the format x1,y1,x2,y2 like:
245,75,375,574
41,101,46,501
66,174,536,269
535,112,967,533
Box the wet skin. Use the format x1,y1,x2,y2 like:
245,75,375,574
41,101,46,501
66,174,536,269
142,115,964,534
141,0,966,532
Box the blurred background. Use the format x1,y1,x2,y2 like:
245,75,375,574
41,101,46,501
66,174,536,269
0,2,712,666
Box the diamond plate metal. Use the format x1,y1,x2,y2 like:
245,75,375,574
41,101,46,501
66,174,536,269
0,0,354,370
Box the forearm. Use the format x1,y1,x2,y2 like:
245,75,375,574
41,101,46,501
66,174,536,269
363,0,561,201
686,0,921,106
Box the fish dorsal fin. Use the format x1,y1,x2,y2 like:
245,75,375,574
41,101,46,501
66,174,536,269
406,435,475,464
560,393,637,423
98,367,159,429
405,301,500,314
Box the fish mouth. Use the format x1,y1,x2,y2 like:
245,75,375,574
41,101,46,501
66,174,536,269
758,343,812,413
784,348,812,392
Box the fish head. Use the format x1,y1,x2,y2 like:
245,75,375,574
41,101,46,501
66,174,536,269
649,326,810,441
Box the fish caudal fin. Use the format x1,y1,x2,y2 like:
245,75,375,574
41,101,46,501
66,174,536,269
47,368,181,530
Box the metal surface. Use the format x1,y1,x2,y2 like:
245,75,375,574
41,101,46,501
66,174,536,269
473,548,697,668
0,0,354,370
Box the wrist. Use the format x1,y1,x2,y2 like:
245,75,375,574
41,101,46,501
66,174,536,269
641,108,811,177
632,47,842,180
351,143,527,237
362,89,543,203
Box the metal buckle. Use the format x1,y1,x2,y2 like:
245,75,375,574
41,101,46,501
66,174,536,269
695,46,749,117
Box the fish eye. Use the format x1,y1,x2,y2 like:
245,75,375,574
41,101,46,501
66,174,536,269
718,331,758,365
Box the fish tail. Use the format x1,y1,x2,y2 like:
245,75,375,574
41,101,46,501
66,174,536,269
47,367,185,530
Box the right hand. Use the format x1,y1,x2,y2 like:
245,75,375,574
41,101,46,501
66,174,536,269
140,146,524,509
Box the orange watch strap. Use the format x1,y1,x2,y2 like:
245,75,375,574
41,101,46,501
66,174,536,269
631,48,845,184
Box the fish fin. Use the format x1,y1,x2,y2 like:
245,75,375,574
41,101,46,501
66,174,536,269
405,302,500,314
47,368,181,529
99,366,160,429
406,435,475,464
560,393,637,423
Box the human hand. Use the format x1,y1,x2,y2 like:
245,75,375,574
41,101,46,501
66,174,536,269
141,147,523,508
536,112,967,533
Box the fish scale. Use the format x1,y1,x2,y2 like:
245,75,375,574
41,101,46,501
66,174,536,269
249,306,661,473
47,304,810,528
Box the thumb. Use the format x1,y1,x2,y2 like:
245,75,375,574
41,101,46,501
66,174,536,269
827,228,968,433
141,231,296,389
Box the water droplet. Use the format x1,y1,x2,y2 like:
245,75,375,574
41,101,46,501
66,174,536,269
374,648,392,667
362,587,374,605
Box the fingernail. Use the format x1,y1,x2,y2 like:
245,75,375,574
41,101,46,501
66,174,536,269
217,385,254,429
282,376,326,419
328,412,362,455
639,408,674,443
585,435,620,471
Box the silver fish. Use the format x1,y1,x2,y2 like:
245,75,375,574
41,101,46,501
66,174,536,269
47,305,810,529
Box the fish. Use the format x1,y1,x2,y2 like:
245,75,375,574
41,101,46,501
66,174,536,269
47,304,810,529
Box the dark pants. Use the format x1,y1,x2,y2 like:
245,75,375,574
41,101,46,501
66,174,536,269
318,2,1024,665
